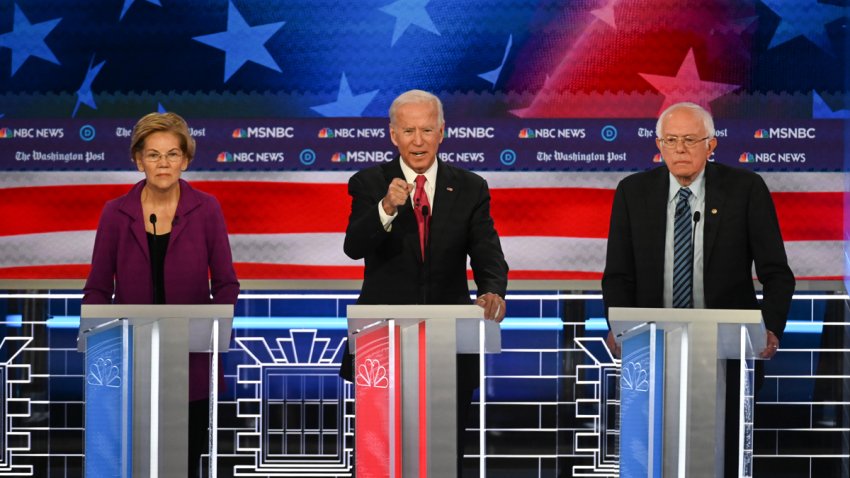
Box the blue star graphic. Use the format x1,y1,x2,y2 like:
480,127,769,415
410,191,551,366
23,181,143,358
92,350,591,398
312,73,379,117
72,56,106,118
193,1,285,82
120,0,161,21
0,4,61,76
812,91,850,119
479,35,513,89
157,102,167,113
380,0,440,46
762,0,845,52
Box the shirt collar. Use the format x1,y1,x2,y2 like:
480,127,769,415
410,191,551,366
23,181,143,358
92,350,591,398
399,157,438,186
668,168,705,204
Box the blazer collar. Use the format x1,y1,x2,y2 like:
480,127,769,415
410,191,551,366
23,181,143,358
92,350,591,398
116,179,202,257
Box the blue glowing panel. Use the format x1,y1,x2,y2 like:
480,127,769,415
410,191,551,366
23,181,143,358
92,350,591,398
84,324,132,478
620,330,664,478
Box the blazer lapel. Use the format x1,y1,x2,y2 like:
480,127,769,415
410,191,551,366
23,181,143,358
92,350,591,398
170,180,201,245
119,181,149,260
702,163,725,267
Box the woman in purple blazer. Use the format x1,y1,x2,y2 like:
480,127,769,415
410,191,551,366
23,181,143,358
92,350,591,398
83,112,239,477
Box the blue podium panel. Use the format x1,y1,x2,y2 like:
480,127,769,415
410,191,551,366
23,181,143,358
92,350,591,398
84,323,132,478
620,329,664,478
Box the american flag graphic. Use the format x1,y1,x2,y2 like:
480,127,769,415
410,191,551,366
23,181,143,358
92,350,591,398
0,170,841,280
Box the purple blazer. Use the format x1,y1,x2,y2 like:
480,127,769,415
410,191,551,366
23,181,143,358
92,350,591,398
83,179,239,400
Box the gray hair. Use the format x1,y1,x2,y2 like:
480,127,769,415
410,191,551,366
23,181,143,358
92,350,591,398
389,89,444,127
655,102,715,138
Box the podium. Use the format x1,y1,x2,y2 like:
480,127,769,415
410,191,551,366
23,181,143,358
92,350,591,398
347,305,501,478
609,307,766,478
78,304,234,478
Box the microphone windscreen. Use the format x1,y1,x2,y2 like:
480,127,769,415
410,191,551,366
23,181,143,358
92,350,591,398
149,213,157,224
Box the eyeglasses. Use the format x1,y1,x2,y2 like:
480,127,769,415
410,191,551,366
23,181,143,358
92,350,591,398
658,136,710,149
143,150,184,163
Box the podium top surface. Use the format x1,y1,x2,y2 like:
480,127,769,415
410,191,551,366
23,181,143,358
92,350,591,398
608,307,766,359
346,304,484,332
347,304,484,320
81,304,234,320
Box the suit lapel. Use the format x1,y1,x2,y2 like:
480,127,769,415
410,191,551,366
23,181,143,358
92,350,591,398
646,167,669,289
703,163,725,267
431,160,456,239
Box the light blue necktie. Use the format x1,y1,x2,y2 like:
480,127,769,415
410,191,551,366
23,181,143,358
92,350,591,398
672,187,693,308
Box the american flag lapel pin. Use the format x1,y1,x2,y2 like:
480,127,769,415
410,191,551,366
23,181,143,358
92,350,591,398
447,187,453,192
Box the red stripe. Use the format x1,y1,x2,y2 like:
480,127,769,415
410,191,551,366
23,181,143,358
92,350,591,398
0,183,841,241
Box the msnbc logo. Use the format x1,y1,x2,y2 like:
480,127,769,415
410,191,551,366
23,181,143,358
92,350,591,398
652,153,663,163
0,128,11,138
232,129,248,139
331,152,348,163
738,152,756,163
318,128,335,138
518,128,536,139
754,129,769,139
216,152,234,163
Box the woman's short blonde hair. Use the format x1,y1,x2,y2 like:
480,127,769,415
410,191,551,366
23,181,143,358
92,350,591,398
130,112,196,164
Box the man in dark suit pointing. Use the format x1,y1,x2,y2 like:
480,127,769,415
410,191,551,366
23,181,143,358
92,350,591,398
602,101,795,477
341,89,508,475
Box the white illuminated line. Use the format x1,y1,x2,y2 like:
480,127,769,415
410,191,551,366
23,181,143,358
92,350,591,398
479,319,486,478
150,321,160,478
122,320,130,478
211,319,219,478
388,319,395,478
678,326,688,478
738,326,747,478
648,323,656,478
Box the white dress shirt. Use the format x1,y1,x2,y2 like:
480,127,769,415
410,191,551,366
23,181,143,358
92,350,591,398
663,170,706,308
378,159,437,230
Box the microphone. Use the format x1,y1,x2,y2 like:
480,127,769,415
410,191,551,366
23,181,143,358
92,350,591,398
690,211,700,308
150,214,158,304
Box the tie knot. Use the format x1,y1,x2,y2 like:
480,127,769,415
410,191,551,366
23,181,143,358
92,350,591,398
678,187,692,201
415,175,426,188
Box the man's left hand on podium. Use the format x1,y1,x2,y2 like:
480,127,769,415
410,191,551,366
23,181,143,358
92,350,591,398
477,292,506,323
759,330,780,359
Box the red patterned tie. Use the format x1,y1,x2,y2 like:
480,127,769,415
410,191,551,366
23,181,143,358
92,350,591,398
413,175,430,260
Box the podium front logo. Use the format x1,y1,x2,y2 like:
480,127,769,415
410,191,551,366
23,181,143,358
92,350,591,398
87,357,121,388
356,359,388,388
620,361,648,392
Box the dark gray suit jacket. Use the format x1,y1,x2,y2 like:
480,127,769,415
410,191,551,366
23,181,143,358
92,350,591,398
602,162,795,338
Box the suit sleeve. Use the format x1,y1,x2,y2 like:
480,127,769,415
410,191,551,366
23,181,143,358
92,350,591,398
748,176,795,339
602,181,637,320
343,172,391,260
206,197,240,305
468,180,508,298
82,203,119,305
